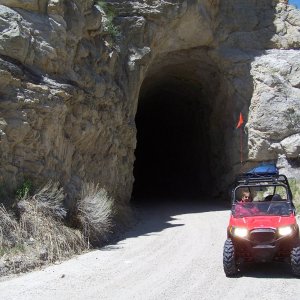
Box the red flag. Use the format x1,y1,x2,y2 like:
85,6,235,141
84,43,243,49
236,112,244,129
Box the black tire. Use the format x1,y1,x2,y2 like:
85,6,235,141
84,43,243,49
291,246,300,277
223,239,238,277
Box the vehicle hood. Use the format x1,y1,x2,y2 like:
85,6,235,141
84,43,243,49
229,215,296,230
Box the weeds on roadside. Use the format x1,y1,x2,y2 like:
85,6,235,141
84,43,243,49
0,181,123,276
0,204,21,250
0,180,127,276
77,183,115,246
0,182,86,275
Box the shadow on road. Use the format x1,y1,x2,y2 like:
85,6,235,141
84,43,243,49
104,196,229,249
240,262,294,279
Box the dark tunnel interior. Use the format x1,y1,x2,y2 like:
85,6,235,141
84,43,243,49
132,68,216,200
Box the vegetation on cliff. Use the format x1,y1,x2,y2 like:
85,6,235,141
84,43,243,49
94,0,120,39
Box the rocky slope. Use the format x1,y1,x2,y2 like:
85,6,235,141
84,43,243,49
0,0,300,204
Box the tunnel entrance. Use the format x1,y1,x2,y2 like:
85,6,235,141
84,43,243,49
132,57,222,199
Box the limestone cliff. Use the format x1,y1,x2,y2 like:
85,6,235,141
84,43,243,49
0,0,300,203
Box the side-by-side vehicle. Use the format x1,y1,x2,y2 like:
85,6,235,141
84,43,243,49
223,165,300,277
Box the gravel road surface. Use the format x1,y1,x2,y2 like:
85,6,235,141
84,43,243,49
0,199,299,300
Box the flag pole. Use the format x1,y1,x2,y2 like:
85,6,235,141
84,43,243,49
240,126,243,166
236,112,244,168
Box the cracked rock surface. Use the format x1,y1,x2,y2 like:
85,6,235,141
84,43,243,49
0,0,300,204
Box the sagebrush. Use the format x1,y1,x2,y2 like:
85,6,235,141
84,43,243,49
0,182,87,275
77,183,115,246
0,180,129,276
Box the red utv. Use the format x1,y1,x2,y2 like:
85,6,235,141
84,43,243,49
223,168,300,277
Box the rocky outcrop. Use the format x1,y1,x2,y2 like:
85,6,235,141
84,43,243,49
0,0,300,203
0,0,133,202
249,50,300,161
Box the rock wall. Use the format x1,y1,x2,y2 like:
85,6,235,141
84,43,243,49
0,0,300,203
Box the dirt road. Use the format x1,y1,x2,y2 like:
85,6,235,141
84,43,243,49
0,199,299,300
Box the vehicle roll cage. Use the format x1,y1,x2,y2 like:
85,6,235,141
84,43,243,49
232,173,294,206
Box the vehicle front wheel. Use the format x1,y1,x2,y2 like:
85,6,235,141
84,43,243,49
291,246,300,277
223,239,238,277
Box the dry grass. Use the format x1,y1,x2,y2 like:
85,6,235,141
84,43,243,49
19,199,86,262
31,181,67,220
1,181,132,276
0,182,87,276
0,205,22,254
77,183,115,246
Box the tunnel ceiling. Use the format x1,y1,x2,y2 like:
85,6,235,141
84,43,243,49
132,50,227,199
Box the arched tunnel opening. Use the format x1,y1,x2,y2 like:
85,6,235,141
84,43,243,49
132,55,228,201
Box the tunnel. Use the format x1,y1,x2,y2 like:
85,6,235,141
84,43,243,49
132,51,230,200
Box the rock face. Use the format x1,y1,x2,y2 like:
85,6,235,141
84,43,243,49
0,0,300,203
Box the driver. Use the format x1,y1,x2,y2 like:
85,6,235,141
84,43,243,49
235,191,260,216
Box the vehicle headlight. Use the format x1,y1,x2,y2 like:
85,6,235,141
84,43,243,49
278,226,293,236
232,227,248,238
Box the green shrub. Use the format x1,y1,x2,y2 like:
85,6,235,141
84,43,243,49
95,0,120,39
16,179,33,200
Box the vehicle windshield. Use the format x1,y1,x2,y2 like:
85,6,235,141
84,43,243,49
232,184,292,217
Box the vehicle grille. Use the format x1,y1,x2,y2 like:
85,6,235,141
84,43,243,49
250,229,276,245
